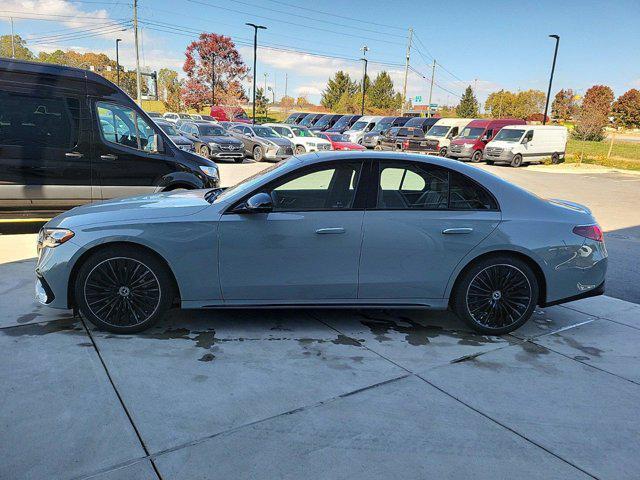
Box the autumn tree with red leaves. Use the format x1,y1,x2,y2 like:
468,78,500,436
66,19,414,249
182,33,248,111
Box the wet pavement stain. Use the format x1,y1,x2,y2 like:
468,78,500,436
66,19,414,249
331,334,362,347
198,353,215,362
561,337,604,357
1,318,82,338
193,374,208,382
16,312,43,324
574,355,591,361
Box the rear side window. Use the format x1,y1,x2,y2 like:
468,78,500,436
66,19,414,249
449,172,498,210
97,102,158,152
0,91,79,149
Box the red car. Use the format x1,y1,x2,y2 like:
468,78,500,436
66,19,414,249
316,132,366,151
209,106,252,123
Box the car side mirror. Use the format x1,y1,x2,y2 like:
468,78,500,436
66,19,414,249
238,192,272,213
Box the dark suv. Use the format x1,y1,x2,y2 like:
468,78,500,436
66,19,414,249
0,59,219,214
179,121,245,162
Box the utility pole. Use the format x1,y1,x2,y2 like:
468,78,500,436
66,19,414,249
246,23,267,125
284,73,288,99
401,27,413,115
427,59,436,118
211,53,216,107
115,38,122,86
10,17,16,59
543,34,560,125
263,72,268,95
360,45,369,116
133,0,142,105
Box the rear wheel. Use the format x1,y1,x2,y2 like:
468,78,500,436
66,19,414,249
471,150,483,163
253,145,264,162
551,152,561,164
452,255,538,335
510,153,523,167
485,160,494,165
374,144,383,151
74,246,174,333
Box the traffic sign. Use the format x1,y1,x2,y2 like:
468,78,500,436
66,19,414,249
414,95,423,104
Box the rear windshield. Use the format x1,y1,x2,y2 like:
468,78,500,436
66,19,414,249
427,125,450,137
458,127,486,139
325,133,348,142
494,129,525,142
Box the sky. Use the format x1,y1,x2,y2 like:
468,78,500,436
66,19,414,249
2,0,639,107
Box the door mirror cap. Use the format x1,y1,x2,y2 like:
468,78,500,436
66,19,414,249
238,192,273,213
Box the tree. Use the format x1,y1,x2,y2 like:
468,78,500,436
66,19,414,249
456,86,479,117
335,91,359,113
218,81,246,121
320,71,358,110
574,85,614,141
182,33,248,110
0,35,34,60
484,89,545,119
158,68,182,112
367,71,401,111
295,95,311,107
255,87,269,117
612,89,640,128
280,95,294,115
551,89,578,121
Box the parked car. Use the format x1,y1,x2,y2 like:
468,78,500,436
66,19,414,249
175,113,198,128
264,123,333,154
374,127,424,151
419,118,474,156
36,151,607,336
343,115,384,144
145,111,163,119
284,112,308,124
155,120,195,152
190,114,203,120
326,114,362,133
483,125,568,167
162,112,180,123
403,117,440,135
229,124,294,161
179,121,245,163
309,114,343,132
316,132,366,151
448,119,527,163
210,106,251,123
298,113,325,128
198,114,219,123
362,116,411,148
0,59,219,213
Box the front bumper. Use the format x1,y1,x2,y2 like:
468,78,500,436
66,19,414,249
484,149,514,162
448,146,474,159
264,146,293,161
35,239,82,310
209,151,245,160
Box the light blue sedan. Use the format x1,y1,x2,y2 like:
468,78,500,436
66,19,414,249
35,152,607,335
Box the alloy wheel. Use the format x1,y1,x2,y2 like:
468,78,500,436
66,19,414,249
465,264,532,329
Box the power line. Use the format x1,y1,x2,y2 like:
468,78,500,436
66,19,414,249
28,20,131,42
412,32,466,85
29,25,131,45
409,66,463,99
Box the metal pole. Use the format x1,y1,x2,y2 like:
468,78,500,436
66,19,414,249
543,35,560,125
211,53,216,107
401,28,413,115
115,38,122,86
427,60,436,118
284,72,288,99
246,23,267,125
360,45,368,116
10,17,16,59
133,0,142,104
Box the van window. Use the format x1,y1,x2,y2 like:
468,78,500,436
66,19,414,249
494,129,525,142
447,127,459,138
97,102,158,152
458,127,485,139
524,130,534,141
0,91,79,149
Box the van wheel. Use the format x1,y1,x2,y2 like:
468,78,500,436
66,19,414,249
439,147,448,157
199,146,210,158
551,152,561,164
510,154,523,167
253,145,264,162
452,255,538,335
74,246,174,334
295,145,306,155
471,150,483,163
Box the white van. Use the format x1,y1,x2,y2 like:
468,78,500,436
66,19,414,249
484,125,568,167
421,118,474,156
343,115,384,144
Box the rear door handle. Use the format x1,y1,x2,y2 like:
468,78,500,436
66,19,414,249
100,154,118,161
442,228,474,234
316,227,345,235
65,152,83,159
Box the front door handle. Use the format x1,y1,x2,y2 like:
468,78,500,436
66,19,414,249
442,228,474,234
65,152,84,159
100,154,118,161
316,227,345,235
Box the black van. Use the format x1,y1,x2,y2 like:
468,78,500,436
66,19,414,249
0,59,220,213
403,116,440,135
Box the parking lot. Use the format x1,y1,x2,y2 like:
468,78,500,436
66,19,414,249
0,161,638,479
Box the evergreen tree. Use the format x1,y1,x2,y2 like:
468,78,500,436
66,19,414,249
0,35,34,60
367,71,401,110
455,86,479,117
321,71,358,110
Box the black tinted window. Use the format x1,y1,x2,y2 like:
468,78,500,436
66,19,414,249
449,172,498,210
378,163,449,210
0,91,79,148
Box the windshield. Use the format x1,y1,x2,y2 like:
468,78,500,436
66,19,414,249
350,120,369,131
179,114,192,119
404,117,425,128
332,115,353,128
494,129,525,142
314,115,332,127
427,125,450,137
292,126,314,137
254,126,279,138
371,119,394,133
458,127,486,139
325,133,348,142
158,123,178,136
299,115,317,126
200,125,227,136
200,115,215,121
213,159,294,203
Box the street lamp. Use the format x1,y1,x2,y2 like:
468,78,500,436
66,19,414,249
360,45,369,116
543,34,560,125
246,22,267,125
115,38,122,86
211,53,216,107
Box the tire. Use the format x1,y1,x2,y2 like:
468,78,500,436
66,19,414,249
551,152,561,164
374,144,383,151
452,255,539,335
485,160,494,165
471,150,483,163
295,145,306,155
439,147,448,157
74,246,174,334
253,145,264,162
510,153,523,167
199,145,210,158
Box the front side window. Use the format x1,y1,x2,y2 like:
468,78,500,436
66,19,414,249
459,127,485,139
494,129,525,142
426,125,449,137
269,162,362,211
97,102,158,152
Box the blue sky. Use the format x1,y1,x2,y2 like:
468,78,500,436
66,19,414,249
2,0,639,106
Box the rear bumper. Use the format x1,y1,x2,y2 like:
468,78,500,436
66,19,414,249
542,280,605,307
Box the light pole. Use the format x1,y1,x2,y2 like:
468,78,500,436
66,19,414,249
263,72,268,96
115,38,122,86
543,34,560,125
211,53,216,107
360,45,369,116
246,22,267,125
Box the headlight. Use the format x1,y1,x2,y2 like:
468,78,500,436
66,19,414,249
38,228,74,249
208,142,220,149
199,166,219,180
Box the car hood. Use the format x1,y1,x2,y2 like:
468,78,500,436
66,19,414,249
46,190,213,229
201,135,243,145
486,140,518,149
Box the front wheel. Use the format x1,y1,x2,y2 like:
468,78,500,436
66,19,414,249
253,145,264,162
295,145,306,155
439,147,448,157
452,256,538,335
510,153,523,167
74,246,174,333
471,150,483,163
199,145,210,158
374,144,383,151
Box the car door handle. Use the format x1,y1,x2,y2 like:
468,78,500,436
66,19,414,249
65,152,84,159
315,227,345,235
442,228,474,234
100,154,118,161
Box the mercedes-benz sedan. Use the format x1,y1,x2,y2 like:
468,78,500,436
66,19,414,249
35,152,607,335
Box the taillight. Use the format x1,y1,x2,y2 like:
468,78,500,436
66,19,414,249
402,140,409,149
573,224,603,242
